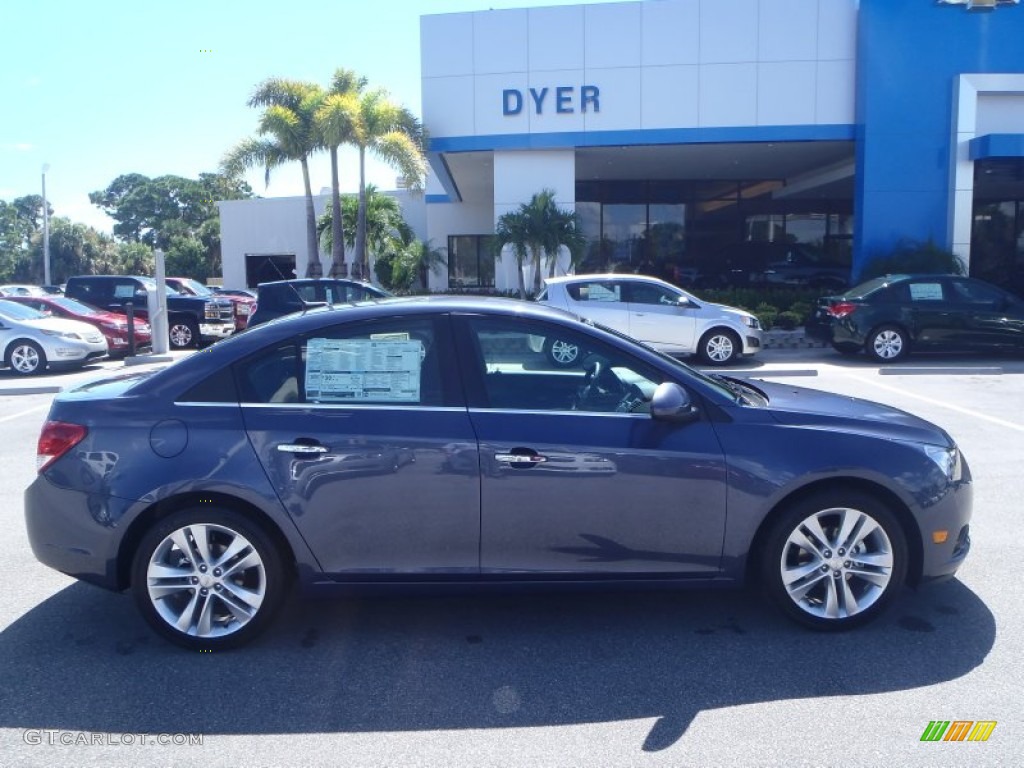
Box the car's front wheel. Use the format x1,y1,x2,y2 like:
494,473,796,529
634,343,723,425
131,507,288,650
697,328,741,365
763,490,907,630
168,319,199,349
866,325,909,363
6,340,47,375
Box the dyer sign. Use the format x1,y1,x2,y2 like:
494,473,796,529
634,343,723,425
502,86,600,115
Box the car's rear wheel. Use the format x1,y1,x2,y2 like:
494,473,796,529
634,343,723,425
544,337,581,367
131,507,287,650
6,340,46,375
763,490,907,630
697,328,741,365
866,325,909,363
168,319,199,349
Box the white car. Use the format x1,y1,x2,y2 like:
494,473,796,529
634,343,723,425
0,300,108,375
538,274,762,365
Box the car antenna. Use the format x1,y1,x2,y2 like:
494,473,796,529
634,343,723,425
266,258,325,316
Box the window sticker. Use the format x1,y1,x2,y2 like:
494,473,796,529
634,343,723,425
305,338,422,403
909,283,943,301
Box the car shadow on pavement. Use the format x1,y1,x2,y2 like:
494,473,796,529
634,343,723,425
0,579,993,751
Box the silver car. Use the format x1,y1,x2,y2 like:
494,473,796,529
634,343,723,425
539,274,763,365
0,299,108,375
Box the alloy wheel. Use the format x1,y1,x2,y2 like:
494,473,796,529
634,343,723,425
779,506,894,621
145,522,267,640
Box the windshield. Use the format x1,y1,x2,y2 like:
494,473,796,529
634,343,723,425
841,276,904,299
51,297,102,316
173,278,213,297
0,300,47,321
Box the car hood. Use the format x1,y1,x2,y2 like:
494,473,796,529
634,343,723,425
753,379,952,447
702,302,757,322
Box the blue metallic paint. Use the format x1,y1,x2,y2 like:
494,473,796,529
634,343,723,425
24,297,971,603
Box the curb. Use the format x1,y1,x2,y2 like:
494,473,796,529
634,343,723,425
762,329,826,350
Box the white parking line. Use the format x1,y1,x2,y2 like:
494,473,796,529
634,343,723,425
0,403,50,424
846,372,1024,433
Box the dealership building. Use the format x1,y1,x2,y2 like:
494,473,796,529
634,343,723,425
220,0,1024,293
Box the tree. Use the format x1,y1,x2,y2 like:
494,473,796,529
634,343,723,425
494,189,586,298
343,87,427,280
223,78,325,278
315,68,367,279
316,186,415,288
88,173,250,277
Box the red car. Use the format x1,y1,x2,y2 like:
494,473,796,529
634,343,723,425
166,278,255,331
3,295,152,356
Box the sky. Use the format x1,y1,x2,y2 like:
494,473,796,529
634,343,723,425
2,0,624,234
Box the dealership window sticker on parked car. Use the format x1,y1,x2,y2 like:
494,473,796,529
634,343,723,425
305,337,422,403
910,283,943,301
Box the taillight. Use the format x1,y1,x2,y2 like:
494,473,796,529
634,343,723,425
827,301,858,319
37,421,88,472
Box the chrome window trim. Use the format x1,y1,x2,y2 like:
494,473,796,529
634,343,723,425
468,407,650,419
237,402,469,413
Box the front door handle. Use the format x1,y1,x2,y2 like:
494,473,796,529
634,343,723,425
277,443,329,454
495,453,547,464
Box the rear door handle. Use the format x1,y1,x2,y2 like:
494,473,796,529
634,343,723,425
495,453,547,464
277,443,329,454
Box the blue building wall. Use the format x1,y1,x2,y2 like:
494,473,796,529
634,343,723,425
854,0,1024,279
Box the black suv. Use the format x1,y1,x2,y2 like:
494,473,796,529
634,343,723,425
699,242,850,290
64,275,235,349
248,279,391,328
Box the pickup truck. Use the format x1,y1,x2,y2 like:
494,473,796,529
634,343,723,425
64,275,235,349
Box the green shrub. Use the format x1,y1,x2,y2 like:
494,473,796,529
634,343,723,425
776,311,803,330
859,239,965,281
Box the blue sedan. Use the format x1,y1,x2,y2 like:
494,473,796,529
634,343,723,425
24,297,972,649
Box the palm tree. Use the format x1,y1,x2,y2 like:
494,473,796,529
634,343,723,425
316,186,414,283
345,88,427,280
493,210,533,300
315,68,367,278
222,78,325,278
494,189,587,298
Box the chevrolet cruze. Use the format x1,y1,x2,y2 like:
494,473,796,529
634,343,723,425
24,297,971,649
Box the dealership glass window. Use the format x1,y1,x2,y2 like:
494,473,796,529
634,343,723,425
448,235,495,289
602,205,646,268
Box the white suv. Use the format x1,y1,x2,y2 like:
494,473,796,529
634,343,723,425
538,274,762,365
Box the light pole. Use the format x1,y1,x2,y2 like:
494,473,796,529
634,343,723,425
41,163,51,286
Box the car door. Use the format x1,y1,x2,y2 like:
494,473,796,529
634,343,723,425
624,280,698,352
945,277,1024,349
902,278,958,347
559,279,631,333
238,313,481,574
455,313,728,576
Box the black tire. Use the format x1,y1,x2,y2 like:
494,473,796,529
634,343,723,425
697,328,741,365
5,339,47,375
544,337,582,368
168,318,200,350
831,342,860,356
131,507,288,650
866,324,909,363
762,489,907,631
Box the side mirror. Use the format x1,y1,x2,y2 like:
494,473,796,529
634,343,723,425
676,296,693,308
651,382,699,424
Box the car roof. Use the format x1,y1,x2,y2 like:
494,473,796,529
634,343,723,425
544,273,673,286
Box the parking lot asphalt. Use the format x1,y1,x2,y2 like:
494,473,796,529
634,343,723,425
1,345,1021,767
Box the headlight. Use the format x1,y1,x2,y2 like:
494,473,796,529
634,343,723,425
921,444,963,482
41,329,82,340
743,316,761,329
